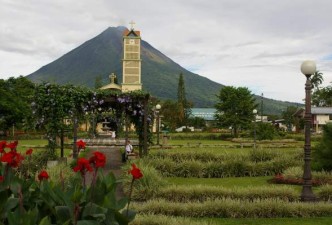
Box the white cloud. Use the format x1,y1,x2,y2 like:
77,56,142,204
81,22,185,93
1,0,332,102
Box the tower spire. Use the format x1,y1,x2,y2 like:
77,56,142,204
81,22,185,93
129,20,135,30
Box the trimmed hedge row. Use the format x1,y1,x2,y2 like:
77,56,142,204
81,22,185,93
132,214,212,225
318,185,332,201
143,156,302,178
155,185,299,202
150,148,301,163
133,198,332,218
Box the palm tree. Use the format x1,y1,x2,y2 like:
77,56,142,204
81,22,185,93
310,70,324,90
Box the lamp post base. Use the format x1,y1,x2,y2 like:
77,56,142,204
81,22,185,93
300,186,317,202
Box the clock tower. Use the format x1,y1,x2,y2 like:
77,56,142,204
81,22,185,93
121,22,142,92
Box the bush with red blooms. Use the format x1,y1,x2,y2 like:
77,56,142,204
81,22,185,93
271,173,323,186
0,142,139,224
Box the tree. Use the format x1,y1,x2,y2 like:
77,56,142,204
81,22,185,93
0,76,34,135
177,73,192,127
159,100,180,131
310,70,324,91
215,86,257,137
313,123,332,171
187,116,206,129
312,85,332,107
281,106,299,132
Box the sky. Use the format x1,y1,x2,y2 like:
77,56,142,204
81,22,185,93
1,0,332,103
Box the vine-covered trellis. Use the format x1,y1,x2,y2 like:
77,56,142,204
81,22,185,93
33,83,152,159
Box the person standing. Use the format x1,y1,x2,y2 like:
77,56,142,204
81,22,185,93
111,131,116,141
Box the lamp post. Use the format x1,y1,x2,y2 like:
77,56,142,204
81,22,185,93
253,109,257,149
156,104,161,145
300,60,316,202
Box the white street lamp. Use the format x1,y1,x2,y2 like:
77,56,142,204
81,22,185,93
300,60,316,202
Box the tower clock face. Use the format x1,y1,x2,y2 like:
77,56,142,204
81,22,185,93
129,39,135,44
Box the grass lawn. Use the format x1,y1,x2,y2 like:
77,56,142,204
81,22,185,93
6,139,73,157
202,217,332,225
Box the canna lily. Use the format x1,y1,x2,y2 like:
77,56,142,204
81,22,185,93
129,163,143,180
76,140,86,150
38,170,49,181
5,141,18,151
1,151,24,168
89,151,106,168
26,148,33,155
73,158,93,175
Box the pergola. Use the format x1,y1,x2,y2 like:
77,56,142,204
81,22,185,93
94,91,151,157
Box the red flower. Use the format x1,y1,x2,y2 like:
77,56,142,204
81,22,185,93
5,141,18,151
0,141,6,153
73,158,93,175
89,151,106,168
38,170,49,181
1,151,24,168
26,148,33,155
129,163,143,180
76,140,86,150
0,175,4,182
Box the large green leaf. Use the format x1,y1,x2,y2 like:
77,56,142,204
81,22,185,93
38,217,52,225
82,203,107,220
5,198,19,212
77,220,100,225
55,206,71,223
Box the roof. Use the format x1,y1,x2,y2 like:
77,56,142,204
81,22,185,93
99,83,122,91
312,107,332,115
123,29,140,37
191,108,216,121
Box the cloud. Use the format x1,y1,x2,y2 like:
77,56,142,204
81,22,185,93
1,0,332,103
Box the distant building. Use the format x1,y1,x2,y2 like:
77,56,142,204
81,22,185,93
294,107,332,133
191,108,216,127
191,108,216,120
312,107,332,132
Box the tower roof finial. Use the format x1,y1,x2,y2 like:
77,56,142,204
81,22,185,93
129,20,135,30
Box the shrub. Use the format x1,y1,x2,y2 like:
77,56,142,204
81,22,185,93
313,123,332,171
255,122,278,140
133,198,332,218
318,185,332,201
132,214,213,225
156,185,298,202
122,161,167,201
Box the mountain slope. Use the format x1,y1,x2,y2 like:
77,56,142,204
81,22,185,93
27,26,299,113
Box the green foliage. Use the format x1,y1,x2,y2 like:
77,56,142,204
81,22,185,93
282,166,332,185
133,214,213,225
143,150,302,178
255,122,278,140
313,123,332,171
121,162,166,201
133,198,332,218
156,185,298,202
0,76,35,135
0,161,134,224
215,86,257,137
312,85,332,107
318,185,332,201
281,106,302,132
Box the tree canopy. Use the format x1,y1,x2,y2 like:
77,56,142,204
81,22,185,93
0,76,35,135
215,86,257,137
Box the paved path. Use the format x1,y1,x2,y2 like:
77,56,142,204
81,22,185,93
85,145,126,199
